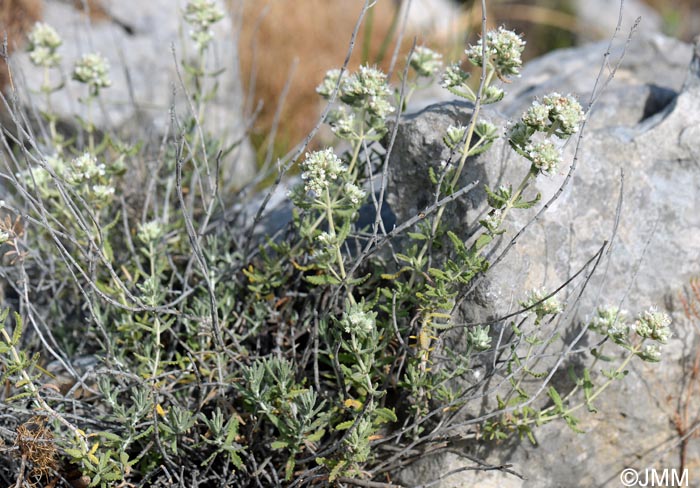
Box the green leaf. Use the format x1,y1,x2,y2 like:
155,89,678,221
6,391,34,402
271,440,288,450
428,166,438,185
474,233,493,252
305,274,341,286
329,459,347,482
229,451,244,470
548,386,564,411
564,413,585,434
467,139,494,157
513,192,541,209
373,407,397,424
407,232,427,241
583,368,597,413
347,273,372,286
11,313,23,345
335,420,354,431
380,266,412,280
64,448,85,460
285,456,296,481
446,231,465,253
98,431,122,443
306,429,325,443
428,267,447,280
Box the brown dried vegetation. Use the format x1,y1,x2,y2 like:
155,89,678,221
0,0,42,90
237,0,420,152
13,416,58,483
673,278,700,473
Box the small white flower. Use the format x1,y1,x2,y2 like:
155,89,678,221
468,325,492,351
482,85,505,103
522,101,550,131
409,46,443,77
138,220,165,243
524,140,561,175
299,149,347,196
65,153,105,185
638,344,662,362
316,231,336,248
440,63,470,90
73,53,111,94
91,184,115,204
634,306,671,344
316,69,342,99
343,182,366,207
444,124,467,149
542,93,584,137
340,65,394,120
588,306,629,342
27,23,62,68
184,0,224,50
341,302,377,337
520,288,562,323
480,209,503,233
466,26,525,78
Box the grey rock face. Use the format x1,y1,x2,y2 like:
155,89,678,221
7,0,254,187
574,0,663,43
389,33,699,487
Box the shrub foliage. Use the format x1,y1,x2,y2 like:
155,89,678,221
0,2,670,487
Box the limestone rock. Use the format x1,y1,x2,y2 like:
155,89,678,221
6,0,254,187
389,32,699,487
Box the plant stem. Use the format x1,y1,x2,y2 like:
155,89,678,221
324,188,347,282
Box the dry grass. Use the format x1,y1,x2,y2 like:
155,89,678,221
0,0,42,91
237,0,425,152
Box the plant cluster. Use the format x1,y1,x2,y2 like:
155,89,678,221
0,3,671,487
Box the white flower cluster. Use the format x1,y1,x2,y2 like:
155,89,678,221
633,307,672,344
300,149,347,197
316,69,342,99
541,93,585,136
73,53,111,94
444,124,467,149
588,306,629,343
27,22,62,68
183,0,224,51
341,302,377,337
440,63,470,91
523,140,561,175
316,65,395,139
467,325,492,351
479,209,503,233
66,153,106,185
138,221,166,244
343,182,366,207
520,288,563,323
339,65,394,119
18,153,116,207
66,153,115,206
509,92,583,175
589,306,672,362
522,93,584,137
409,46,443,78
466,26,526,78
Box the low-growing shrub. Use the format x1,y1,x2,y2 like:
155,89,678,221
0,1,671,487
